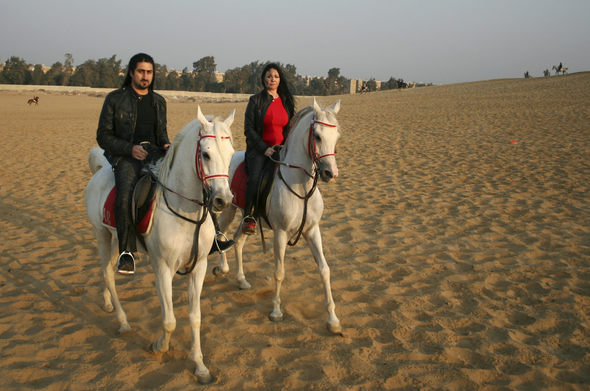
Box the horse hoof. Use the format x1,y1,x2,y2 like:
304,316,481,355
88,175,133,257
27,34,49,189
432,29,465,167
150,341,167,353
212,266,222,276
327,321,343,335
269,312,283,322
103,303,114,313
118,324,132,333
196,370,213,384
238,280,251,290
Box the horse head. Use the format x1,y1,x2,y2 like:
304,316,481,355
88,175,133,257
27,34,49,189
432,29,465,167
312,98,341,183
196,106,236,211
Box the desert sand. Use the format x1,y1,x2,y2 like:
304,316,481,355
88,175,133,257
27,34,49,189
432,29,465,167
0,73,589,390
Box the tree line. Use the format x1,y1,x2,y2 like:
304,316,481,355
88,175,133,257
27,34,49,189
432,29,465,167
0,54,407,95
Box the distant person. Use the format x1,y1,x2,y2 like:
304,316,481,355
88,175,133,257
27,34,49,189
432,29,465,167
242,63,295,234
97,53,232,275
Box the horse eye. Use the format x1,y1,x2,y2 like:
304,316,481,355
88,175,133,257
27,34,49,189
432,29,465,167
202,152,210,160
315,134,321,142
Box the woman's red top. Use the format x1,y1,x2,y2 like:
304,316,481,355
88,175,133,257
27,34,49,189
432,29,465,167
262,96,289,146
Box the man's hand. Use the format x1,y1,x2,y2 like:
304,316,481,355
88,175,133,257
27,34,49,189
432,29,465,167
131,145,148,160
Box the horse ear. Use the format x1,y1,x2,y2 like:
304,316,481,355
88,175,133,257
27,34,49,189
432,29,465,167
197,106,210,129
331,100,341,114
313,97,321,114
224,109,235,127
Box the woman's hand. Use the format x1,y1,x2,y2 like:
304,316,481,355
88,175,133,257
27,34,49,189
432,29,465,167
264,147,275,157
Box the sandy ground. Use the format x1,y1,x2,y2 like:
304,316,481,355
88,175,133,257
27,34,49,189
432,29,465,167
0,74,589,390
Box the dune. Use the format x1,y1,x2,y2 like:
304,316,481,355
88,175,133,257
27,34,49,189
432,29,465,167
0,73,589,390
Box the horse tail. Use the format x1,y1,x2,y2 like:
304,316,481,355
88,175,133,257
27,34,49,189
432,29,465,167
88,146,108,174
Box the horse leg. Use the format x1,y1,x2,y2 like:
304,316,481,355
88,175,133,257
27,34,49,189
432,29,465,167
188,258,213,384
269,230,288,322
97,229,131,332
212,205,236,276
303,225,342,334
233,226,251,290
152,267,176,353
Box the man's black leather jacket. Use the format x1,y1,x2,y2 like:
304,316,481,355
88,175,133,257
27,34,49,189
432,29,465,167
96,86,169,166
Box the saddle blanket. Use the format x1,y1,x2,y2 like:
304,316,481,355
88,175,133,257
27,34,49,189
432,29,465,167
102,186,154,234
231,161,247,210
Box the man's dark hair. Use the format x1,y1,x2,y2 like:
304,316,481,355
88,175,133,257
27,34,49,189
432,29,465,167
260,62,295,118
122,53,155,90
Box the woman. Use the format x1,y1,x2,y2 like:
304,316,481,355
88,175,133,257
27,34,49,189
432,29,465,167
242,63,295,234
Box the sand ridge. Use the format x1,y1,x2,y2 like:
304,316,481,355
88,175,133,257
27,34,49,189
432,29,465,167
0,73,589,390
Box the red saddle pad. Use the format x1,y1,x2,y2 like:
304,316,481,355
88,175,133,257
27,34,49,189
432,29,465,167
102,186,154,234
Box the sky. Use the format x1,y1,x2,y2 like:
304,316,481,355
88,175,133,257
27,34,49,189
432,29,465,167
1,0,589,85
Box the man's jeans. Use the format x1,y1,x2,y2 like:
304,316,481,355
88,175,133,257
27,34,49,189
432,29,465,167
114,157,143,254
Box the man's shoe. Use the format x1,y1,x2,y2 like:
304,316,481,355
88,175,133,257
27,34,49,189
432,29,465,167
209,239,235,255
117,252,135,275
242,217,256,235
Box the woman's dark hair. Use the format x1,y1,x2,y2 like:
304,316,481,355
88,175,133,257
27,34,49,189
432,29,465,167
122,53,155,90
261,63,295,118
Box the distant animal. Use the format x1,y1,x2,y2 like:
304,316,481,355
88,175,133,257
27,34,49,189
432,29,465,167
85,106,236,384
543,69,550,77
524,71,531,79
27,96,39,105
214,99,343,335
552,65,568,75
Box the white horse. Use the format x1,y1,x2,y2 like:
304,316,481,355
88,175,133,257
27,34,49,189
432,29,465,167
85,107,235,383
215,99,343,335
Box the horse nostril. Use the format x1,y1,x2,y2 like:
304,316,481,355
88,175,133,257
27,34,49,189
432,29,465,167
324,170,333,179
214,197,227,209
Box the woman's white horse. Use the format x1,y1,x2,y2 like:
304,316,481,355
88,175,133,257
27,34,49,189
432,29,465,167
216,99,343,334
85,107,235,383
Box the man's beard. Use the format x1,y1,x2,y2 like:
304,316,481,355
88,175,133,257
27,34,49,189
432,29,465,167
133,80,150,90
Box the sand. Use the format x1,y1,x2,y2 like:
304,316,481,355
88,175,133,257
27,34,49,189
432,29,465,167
0,74,589,390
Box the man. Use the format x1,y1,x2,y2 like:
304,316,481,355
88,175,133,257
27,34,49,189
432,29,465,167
97,53,232,275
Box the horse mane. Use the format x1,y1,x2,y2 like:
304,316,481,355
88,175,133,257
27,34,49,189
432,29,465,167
289,106,313,132
157,120,195,186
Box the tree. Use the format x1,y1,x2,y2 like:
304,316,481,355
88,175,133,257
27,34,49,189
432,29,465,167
30,64,44,85
154,63,168,90
96,55,122,88
193,56,216,91
44,61,64,85
180,68,195,91
70,59,96,86
165,70,181,91
1,56,30,84
366,78,377,92
63,53,74,86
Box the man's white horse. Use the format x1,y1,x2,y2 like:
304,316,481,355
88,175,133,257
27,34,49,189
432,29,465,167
85,107,235,383
215,99,343,335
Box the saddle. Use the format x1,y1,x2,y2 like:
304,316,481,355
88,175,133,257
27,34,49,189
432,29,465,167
231,157,276,224
102,169,158,234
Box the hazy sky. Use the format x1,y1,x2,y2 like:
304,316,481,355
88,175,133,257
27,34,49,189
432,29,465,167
1,0,589,84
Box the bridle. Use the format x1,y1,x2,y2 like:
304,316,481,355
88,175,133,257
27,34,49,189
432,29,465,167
148,131,232,275
273,116,338,246
308,118,337,163
195,132,232,188
272,117,338,179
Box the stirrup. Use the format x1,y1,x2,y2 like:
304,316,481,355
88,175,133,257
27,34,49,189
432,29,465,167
117,251,135,275
209,232,235,255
